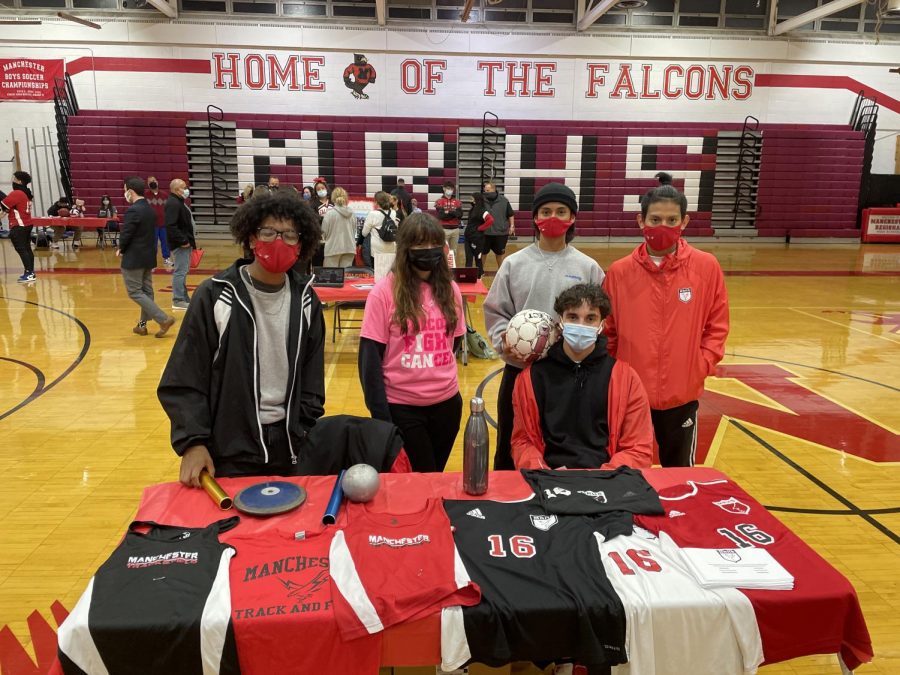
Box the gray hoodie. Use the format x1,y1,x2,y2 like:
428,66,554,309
321,204,357,258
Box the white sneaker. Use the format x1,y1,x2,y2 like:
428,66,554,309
172,301,190,311
164,258,175,266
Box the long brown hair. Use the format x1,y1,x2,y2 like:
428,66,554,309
391,213,458,337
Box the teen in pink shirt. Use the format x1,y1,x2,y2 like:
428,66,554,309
359,213,466,471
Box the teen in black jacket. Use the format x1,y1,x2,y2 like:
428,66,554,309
158,193,326,483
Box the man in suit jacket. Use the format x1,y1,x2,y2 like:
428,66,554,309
118,175,175,337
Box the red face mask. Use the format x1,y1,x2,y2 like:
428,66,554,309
642,224,682,253
254,238,300,273
535,217,574,238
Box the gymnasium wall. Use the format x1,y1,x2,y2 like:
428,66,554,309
1,22,897,234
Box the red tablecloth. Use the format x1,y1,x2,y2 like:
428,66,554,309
131,468,871,669
315,276,488,303
31,217,112,230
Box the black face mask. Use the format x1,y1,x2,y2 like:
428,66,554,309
149,182,158,190
484,191,498,201
408,247,444,272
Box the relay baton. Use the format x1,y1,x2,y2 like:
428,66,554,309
322,470,346,525
200,470,233,510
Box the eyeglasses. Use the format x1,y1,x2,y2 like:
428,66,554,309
257,227,300,245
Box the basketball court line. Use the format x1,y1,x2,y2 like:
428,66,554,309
789,307,900,344
0,297,91,422
729,419,900,546
729,352,900,394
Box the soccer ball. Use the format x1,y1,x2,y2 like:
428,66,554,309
505,309,559,362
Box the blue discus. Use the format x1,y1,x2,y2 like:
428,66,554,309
234,481,307,516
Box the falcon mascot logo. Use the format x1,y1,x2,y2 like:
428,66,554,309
278,569,329,603
343,53,377,99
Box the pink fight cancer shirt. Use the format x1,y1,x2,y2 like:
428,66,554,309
361,274,466,406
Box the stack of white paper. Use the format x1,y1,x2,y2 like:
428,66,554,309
678,547,794,590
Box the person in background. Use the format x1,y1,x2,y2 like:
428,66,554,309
165,179,196,311
359,213,466,472
410,198,422,214
603,184,729,467
66,197,85,249
145,176,172,266
481,180,515,269
435,180,463,252
483,182,603,469
267,176,280,192
98,194,118,244
361,191,397,280
463,192,486,278
511,283,652,471
1,171,36,283
47,196,69,217
158,192,325,483
119,176,176,338
321,186,357,267
391,177,413,220
237,185,254,205
312,177,332,218
301,186,313,202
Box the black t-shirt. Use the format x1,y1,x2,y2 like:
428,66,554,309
523,467,665,516
444,499,629,668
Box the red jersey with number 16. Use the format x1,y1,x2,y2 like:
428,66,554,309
329,499,481,641
635,480,873,670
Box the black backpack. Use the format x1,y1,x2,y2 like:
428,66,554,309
377,209,399,243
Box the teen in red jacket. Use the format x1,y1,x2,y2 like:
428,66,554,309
603,184,729,467
435,180,463,250
511,283,653,470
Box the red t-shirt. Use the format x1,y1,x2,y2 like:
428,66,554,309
228,529,381,675
329,499,480,641
635,479,873,669
1,189,33,227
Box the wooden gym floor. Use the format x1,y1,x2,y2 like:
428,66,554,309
0,237,898,674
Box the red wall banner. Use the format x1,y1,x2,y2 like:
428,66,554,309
0,58,64,101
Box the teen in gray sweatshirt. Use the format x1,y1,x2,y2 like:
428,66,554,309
483,182,604,470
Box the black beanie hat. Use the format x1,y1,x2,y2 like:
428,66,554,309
532,182,578,216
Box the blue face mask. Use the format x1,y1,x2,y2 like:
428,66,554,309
561,323,600,352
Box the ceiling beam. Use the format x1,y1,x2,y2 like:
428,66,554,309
576,0,618,31
766,0,778,35
375,0,386,25
145,0,178,18
772,0,862,35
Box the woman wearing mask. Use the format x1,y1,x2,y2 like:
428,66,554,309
301,186,314,202
97,194,118,246
361,191,397,280
158,191,326,484
312,178,332,218
358,213,466,472
321,187,357,267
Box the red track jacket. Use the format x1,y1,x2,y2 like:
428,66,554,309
511,359,653,470
603,239,729,411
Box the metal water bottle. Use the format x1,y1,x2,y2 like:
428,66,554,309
463,397,489,495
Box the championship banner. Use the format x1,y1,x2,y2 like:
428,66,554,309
861,208,900,243
0,58,64,101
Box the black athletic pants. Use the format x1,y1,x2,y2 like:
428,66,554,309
650,400,699,467
494,363,523,470
389,392,463,472
10,226,34,273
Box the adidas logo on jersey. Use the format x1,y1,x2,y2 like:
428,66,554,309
466,508,485,520
682,418,694,428
668,510,686,518
623,491,636,498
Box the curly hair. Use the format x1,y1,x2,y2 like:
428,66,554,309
230,191,322,262
553,283,611,320
391,212,458,337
